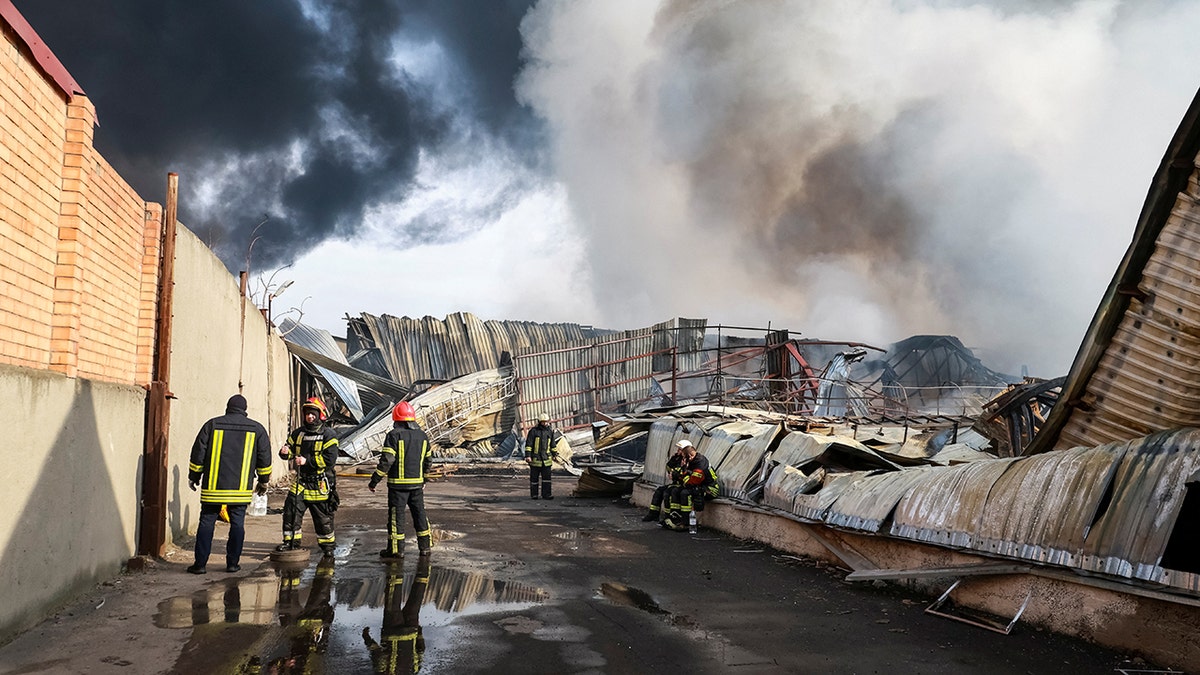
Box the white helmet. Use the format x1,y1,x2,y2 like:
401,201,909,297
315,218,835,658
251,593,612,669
675,439,694,450
537,412,550,423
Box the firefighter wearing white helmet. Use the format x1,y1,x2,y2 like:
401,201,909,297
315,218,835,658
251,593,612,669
524,412,563,499
663,438,719,531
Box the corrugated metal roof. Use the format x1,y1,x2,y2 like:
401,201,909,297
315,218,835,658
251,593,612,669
1080,428,1200,581
825,468,944,533
793,471,873,521
280,319,364,422
890,458,1018,548
763,464,823,513
701,422,780,500
972,443,1126,566
347,312,594,385
1031,87,1200,454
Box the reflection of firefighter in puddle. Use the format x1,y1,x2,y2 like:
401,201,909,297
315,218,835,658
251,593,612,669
364,556,431,673
267,556,336,673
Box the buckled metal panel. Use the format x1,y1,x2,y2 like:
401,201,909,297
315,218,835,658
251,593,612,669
971,442,1128,566
825,467,947,533
703,422,780,500
1080,428,1200,580
793,471,872,521
890,458,1018,548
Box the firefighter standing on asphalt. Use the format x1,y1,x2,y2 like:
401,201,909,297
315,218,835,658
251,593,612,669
664,439,719,531
186,394,273,574
524,412,562,500
369,400,434,558
276,397,340,555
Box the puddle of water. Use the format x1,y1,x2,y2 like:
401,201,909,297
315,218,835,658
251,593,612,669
599,582,669,615
159,554,548,673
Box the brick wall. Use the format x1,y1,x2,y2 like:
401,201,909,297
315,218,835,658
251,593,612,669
0,21,159,385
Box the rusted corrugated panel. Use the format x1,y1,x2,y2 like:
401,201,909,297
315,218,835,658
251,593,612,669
825,468,944,533
890,458,1018,548
971,443,1126,566
703,422,780,500
1081,428,1200,581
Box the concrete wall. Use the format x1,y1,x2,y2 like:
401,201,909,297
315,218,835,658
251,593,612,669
0,365,144,642
165,223,292,543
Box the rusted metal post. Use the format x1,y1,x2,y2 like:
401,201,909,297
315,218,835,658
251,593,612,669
138,172,178,556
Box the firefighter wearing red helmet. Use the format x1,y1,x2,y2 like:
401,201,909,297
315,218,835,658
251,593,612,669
276,396,340,555
368,400,434,558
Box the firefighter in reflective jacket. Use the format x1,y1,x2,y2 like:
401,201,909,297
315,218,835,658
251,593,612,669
364,556,432,673
664,439,719,531
277,397,340,555
370,401,434,558
186,394,272,574
643,442,686,522
524,412,562,500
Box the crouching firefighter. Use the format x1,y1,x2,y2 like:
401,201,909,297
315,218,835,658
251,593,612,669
277,397,340,555
664,439,719,531
369,400,434,558
643,440,686,522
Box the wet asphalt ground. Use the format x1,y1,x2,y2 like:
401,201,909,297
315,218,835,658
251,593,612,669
0,470,1160,674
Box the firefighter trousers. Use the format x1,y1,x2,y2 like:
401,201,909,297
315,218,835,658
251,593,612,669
385,487,431,555
195,503,247,568
281,492,336,549
529,464,552,498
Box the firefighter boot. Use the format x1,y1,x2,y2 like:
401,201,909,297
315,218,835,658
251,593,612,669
642,509,658,522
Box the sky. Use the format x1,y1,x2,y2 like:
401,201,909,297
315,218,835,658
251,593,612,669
16,0,1200,377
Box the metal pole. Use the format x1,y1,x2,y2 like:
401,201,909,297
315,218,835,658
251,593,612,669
138,172,178,557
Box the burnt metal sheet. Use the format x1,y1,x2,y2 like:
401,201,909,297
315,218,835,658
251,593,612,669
1080,428,1200,581
1030,88,1200,454
279,319,364,422
825,468,946,533
770,430,900,472
642,419,706,485
971,443,1127,566
762,464,820,512
338,368,515,462
890,458,1018,548
792,471,874,521
701,422,780,500
514,326,656,431
346,311,593,386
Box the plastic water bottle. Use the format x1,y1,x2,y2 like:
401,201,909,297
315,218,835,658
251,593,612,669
249,491,268,517
688,511,697,534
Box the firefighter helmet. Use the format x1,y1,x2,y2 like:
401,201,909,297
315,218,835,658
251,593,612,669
675,439,693,450
538,412,550,423
302,397,328,421
392,400,416,422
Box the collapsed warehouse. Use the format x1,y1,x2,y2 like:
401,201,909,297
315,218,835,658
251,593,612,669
271,87,1200,672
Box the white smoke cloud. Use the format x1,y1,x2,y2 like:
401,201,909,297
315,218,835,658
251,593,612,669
516,0,1200,376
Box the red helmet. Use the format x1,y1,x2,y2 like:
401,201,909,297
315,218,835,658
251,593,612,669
392,400,416,422
302,397,328,421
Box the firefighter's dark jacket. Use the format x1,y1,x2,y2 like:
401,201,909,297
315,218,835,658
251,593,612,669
188,410,272,505
370,422,432,490
682,452,719,491
524,425,562,468
285,423,339,500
